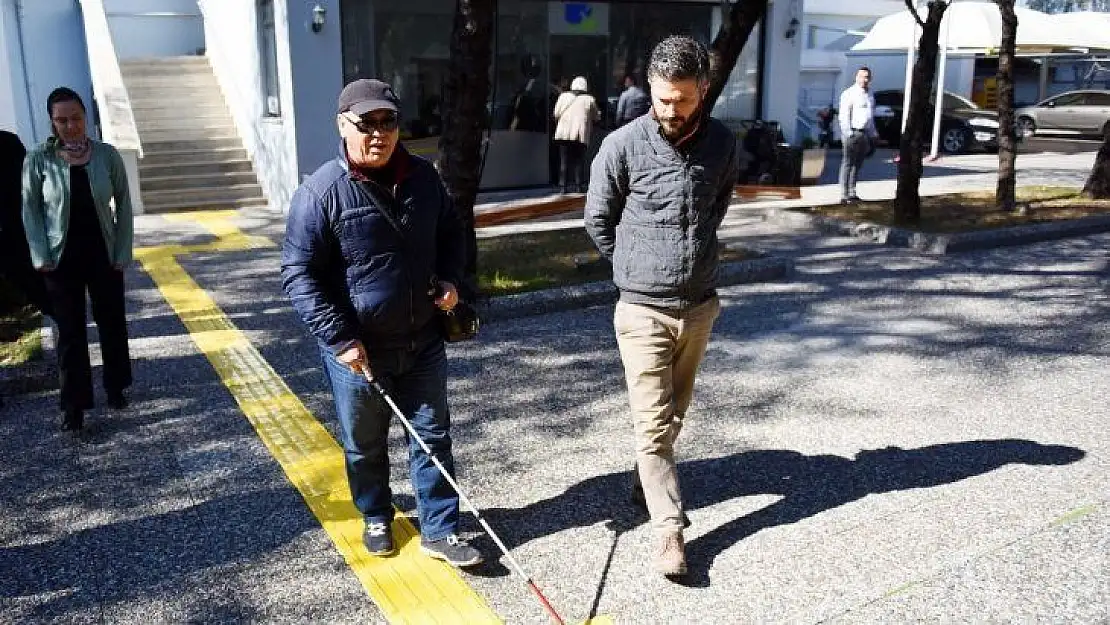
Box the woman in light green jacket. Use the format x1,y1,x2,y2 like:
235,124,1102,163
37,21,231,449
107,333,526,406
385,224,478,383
22,87,134,432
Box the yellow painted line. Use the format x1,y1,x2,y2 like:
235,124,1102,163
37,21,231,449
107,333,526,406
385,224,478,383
136,211,501,624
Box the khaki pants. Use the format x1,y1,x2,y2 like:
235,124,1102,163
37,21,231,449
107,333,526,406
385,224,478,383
614,297,720,535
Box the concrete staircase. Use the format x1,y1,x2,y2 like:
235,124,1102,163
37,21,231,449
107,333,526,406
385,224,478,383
120,56,267,213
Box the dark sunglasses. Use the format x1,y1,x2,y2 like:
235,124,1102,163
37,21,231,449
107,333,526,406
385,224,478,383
345,113,399,134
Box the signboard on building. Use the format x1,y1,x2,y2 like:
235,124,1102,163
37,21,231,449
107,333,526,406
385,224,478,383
973,77,998,108
548,2,609,36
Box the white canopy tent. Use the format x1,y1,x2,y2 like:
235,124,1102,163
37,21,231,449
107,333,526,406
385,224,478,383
1041,12,1110,52
852,3,1110,53
850,2,1110,159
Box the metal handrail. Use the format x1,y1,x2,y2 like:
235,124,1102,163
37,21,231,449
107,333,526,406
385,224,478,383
105,11,201,18
78,0,142,156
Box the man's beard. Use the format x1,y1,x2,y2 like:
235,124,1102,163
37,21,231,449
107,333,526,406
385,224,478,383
653,102,703,140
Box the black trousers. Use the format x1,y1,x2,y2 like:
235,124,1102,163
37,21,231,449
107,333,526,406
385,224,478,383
557,140,588,191
42,248,131,412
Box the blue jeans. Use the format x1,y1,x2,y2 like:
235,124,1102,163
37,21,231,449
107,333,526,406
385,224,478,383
320,338,459,541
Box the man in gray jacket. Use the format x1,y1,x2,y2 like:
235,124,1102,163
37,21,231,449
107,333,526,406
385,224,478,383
585,35,739,578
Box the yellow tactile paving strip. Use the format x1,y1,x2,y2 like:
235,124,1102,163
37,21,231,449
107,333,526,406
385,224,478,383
136,211,501,624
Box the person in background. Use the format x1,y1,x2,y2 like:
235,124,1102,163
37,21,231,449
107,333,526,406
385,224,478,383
21,87,134,432
1,130,52,319
585,35,739,579
615,74,651,127
552,75,600,194
281,78,482,568
837,66,879,204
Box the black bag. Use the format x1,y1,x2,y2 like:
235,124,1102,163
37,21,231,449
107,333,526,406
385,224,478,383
352,179,480,343
438,298,480,343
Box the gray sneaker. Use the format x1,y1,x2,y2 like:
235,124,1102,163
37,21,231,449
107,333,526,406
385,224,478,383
363,521,395,556
421,534,483,567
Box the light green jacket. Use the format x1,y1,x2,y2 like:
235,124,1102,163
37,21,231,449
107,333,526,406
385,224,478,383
21,137,134,269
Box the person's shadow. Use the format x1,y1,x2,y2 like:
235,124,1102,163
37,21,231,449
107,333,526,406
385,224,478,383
480,439,1084,587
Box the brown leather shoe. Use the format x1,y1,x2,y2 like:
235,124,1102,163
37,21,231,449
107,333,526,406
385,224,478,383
654,531,687,577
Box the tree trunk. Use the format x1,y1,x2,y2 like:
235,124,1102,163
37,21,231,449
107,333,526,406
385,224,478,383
438,0,494,297
705,0,769,113
1081,126,1110,199
894,1,947,223
996,0,1019,212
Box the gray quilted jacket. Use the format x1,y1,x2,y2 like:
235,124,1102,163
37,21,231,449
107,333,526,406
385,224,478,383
585,114,739,310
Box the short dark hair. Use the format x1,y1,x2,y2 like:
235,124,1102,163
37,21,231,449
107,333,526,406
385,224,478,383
647,35,710,84
857,66,872,77
47,87,86,116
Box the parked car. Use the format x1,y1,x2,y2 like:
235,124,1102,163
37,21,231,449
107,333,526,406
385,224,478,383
871,89,1001,154
1016,90,1110,138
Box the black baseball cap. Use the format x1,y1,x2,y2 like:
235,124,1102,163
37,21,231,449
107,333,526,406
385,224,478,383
337,79,400,116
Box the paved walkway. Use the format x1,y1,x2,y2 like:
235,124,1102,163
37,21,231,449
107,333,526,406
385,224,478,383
2,155,1107,624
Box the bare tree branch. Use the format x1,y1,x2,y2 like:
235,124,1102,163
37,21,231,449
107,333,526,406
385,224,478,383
905,0,927,28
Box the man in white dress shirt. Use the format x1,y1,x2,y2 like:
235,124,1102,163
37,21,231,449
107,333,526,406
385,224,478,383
838,67,879,204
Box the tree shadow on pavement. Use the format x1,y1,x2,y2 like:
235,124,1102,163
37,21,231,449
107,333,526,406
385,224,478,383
481,439,1084,587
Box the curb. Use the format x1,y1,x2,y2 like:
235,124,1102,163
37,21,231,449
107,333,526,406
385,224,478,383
474,195,584,228
764,207,1110,254
477,253,794,322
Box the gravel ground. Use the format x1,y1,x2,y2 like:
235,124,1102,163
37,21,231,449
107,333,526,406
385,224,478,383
1,166,1106,624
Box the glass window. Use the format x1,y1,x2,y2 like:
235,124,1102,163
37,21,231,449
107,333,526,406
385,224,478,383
941,92,976,110
337,0,747,187
707,10,761,123
1050,93,1084,106
257,0,281,117
375,0,454,140
610,3,716,126
342,0,455,140
492,0,549,134
1082,92,1110,106
341,0,375,84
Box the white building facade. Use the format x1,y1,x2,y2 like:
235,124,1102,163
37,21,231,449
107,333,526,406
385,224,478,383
798,0,905,119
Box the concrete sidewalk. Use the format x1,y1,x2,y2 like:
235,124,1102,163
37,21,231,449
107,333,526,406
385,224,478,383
472,149,1098,235
1,160,1107,624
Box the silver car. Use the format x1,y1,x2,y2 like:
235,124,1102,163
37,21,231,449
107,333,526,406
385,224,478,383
1016,90,1110,138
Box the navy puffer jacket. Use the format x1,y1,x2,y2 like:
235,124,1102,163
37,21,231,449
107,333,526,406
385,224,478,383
281,146,466,353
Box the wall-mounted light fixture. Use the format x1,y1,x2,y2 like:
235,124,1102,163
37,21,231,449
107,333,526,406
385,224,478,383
311,2,326,33
784,17,800,40
784,0,801,41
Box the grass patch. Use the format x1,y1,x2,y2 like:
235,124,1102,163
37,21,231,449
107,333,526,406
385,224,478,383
477,228,755,297
808,186,1110,233
0,304,43,367
0,275,44,367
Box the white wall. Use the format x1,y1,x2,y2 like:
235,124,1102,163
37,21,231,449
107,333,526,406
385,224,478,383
285,0,343,178
0,0,25,136
1,1,94,145
199,0,299,213
803,14,872,50
105,0,204,59
800,69,840,113
762,0,804,142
